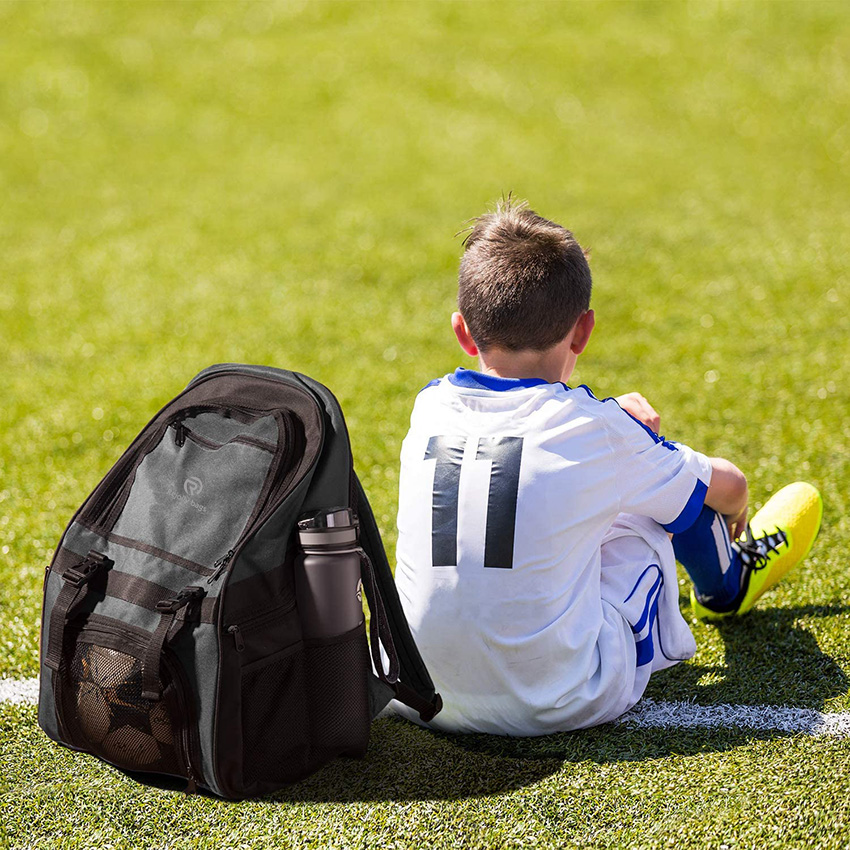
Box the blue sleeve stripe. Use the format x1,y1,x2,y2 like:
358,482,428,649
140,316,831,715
662,478,709,534
417,378,441,394
621,410,679,452
574,385,678,452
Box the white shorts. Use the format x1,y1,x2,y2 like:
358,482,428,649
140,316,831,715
594,512,696,723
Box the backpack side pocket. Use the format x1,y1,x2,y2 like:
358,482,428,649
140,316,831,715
303,622,371,764
238,640,310,792
230,614,370,797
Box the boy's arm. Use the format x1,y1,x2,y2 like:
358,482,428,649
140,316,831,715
614,392,748,538
705,457,749,540
615,392,660,433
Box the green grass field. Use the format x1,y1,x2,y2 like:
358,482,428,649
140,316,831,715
2,1,849,847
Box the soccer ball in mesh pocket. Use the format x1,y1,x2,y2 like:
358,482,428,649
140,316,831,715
74,644,171,768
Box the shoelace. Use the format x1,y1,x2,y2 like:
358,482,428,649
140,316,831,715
735,524,788,571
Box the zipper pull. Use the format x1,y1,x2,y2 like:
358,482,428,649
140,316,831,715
227,624,245,652
174,421,187,447
206,549,235,584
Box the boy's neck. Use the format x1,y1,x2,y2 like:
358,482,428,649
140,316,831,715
476,337,576,385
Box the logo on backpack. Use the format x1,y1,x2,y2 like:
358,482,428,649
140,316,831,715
184,477,203,497
181,477,207,513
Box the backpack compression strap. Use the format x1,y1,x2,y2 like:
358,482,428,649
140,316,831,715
141,586,206,701
44,551,113,671
358,547,399,684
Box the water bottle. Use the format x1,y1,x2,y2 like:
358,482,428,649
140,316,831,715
294,507,364,640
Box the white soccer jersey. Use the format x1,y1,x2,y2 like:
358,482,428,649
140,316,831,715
392,368,713,735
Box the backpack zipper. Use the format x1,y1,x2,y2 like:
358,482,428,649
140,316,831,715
225,598,297,651
164,648,204,791
174,421,187,447
206,550,235,585
226,625,244,652
204,410,297,587
93,402,282,531
173,423,276,454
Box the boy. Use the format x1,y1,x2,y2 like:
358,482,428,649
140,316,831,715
391,198,823,735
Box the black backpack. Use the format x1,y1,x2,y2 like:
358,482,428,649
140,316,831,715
38,363,441,800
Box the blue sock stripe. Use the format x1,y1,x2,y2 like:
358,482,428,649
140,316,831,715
713,510,732,571
672,504,742,607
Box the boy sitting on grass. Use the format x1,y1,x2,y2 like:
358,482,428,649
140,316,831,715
391,198,822,734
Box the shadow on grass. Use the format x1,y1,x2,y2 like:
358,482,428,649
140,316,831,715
270,604,849,803
643,603,849,707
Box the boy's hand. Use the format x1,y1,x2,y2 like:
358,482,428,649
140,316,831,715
727,505,749,542
615,393,661,434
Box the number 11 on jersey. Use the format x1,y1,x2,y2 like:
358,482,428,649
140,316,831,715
424,435,524,569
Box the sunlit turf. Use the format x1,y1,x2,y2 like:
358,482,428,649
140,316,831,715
4,702,850,849
1,1,848,846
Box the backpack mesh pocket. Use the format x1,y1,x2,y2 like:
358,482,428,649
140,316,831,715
303,625,371,764
238,625,370,793
240,646,310,788
56,635,184,777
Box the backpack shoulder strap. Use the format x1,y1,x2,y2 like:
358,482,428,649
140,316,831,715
353,473,442,723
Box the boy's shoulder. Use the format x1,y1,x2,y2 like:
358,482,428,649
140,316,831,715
414,369,675,449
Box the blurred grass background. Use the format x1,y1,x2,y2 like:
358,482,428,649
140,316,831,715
1,1,849,846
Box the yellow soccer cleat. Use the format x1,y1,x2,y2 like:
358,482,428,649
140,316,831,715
691,482,823,621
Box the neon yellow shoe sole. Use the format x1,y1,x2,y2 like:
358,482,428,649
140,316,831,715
691,482,823,621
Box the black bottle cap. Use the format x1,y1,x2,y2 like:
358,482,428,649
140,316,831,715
297,507,358,532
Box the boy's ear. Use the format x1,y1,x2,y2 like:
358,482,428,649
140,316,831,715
452,312,479,357
570,309,595,355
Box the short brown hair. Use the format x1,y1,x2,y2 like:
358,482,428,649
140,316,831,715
458,197,592,352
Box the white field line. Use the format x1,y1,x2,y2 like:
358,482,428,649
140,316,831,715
3,677,850,737
1,677,40,705
617,697,850,737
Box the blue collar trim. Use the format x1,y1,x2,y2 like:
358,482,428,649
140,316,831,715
448,368,552,392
